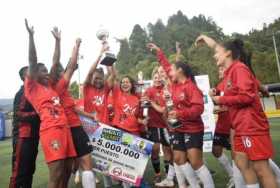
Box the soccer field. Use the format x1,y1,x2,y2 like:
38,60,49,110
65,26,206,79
1,118,280,188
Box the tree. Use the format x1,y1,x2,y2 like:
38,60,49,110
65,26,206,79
116,39,132,75
69,81,79,99
115,10,280,85
129,24,149,64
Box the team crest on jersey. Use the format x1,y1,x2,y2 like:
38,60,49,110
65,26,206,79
50,140,61,151
93,95,104,106
226,79,232,89
123,104,137,114
51,96,61,106
179,93,185,100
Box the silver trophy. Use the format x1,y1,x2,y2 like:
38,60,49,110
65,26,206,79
163,86,182,129
138,71,149,118
96,28,117,66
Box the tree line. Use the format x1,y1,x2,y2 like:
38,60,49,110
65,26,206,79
116,10,280,87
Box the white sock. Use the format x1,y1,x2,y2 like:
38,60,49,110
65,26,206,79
174,163,187,188
246,184,260,188
217,153,233,178
195,165,215,188
269,159,280,183
179,163,200,188
232,160,246,188
82,170,96,188
166,164,176,180
74,170,80,184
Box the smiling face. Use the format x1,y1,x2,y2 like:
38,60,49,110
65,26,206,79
213,45,232,67
152,72,162,87
158,66,167,82
36,64,49,86
169,64,182,83
92,71,105,89
121,77,133,93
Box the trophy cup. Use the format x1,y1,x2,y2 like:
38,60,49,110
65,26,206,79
163,86,182,129
96,28,117,66
138,71,150,118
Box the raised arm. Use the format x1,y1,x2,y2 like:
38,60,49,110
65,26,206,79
175,41,181,62
63,38,82,82
84,44,109,85
147,43,172,79
106,66,116,89
49,27,62,81
25,19,37,79
195,34,220,50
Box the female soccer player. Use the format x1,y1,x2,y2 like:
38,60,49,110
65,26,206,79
112,76,143,135
195,35,278,188
24,19,76,188
111,76,146,188
211,66,234,188
49,28,96,188
83,47,115,124
83,43,116,188
141,67,173,184
147,43,215,188
155,42,185,187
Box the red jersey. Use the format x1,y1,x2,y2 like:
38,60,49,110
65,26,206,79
83,84,110,124
54,78,81,127
145,86,167,128
24,77,68,131
215,80,232,134
219,61,270,136
157,50,204,133
112,87,141,134
75,98,84,110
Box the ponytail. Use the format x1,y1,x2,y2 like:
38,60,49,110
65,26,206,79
223,39,254,75
175,61,195,82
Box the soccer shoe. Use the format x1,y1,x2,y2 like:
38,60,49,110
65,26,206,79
155,178,175,187
226,177,235,188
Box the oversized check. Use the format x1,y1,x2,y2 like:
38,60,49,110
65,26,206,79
195,75,216,152
80,116,154,186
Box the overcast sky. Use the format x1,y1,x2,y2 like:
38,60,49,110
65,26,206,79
0,0,280,98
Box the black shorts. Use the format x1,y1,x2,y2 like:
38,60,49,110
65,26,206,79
147,127,170,146
71,126,93,158
170,132,204,151
213,133,231,150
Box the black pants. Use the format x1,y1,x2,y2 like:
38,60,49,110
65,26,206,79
9,137,39,188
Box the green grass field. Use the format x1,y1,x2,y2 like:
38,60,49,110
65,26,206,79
1,118,280,188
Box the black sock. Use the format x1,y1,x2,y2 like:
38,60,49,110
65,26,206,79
151,158,161,174
164,160,170,174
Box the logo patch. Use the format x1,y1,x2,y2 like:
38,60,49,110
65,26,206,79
112,167,122,176
184,134,190,143
226,79,232,89
52,96,61,106
50,140,61,151
179,93,185,100
93,95,104,106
